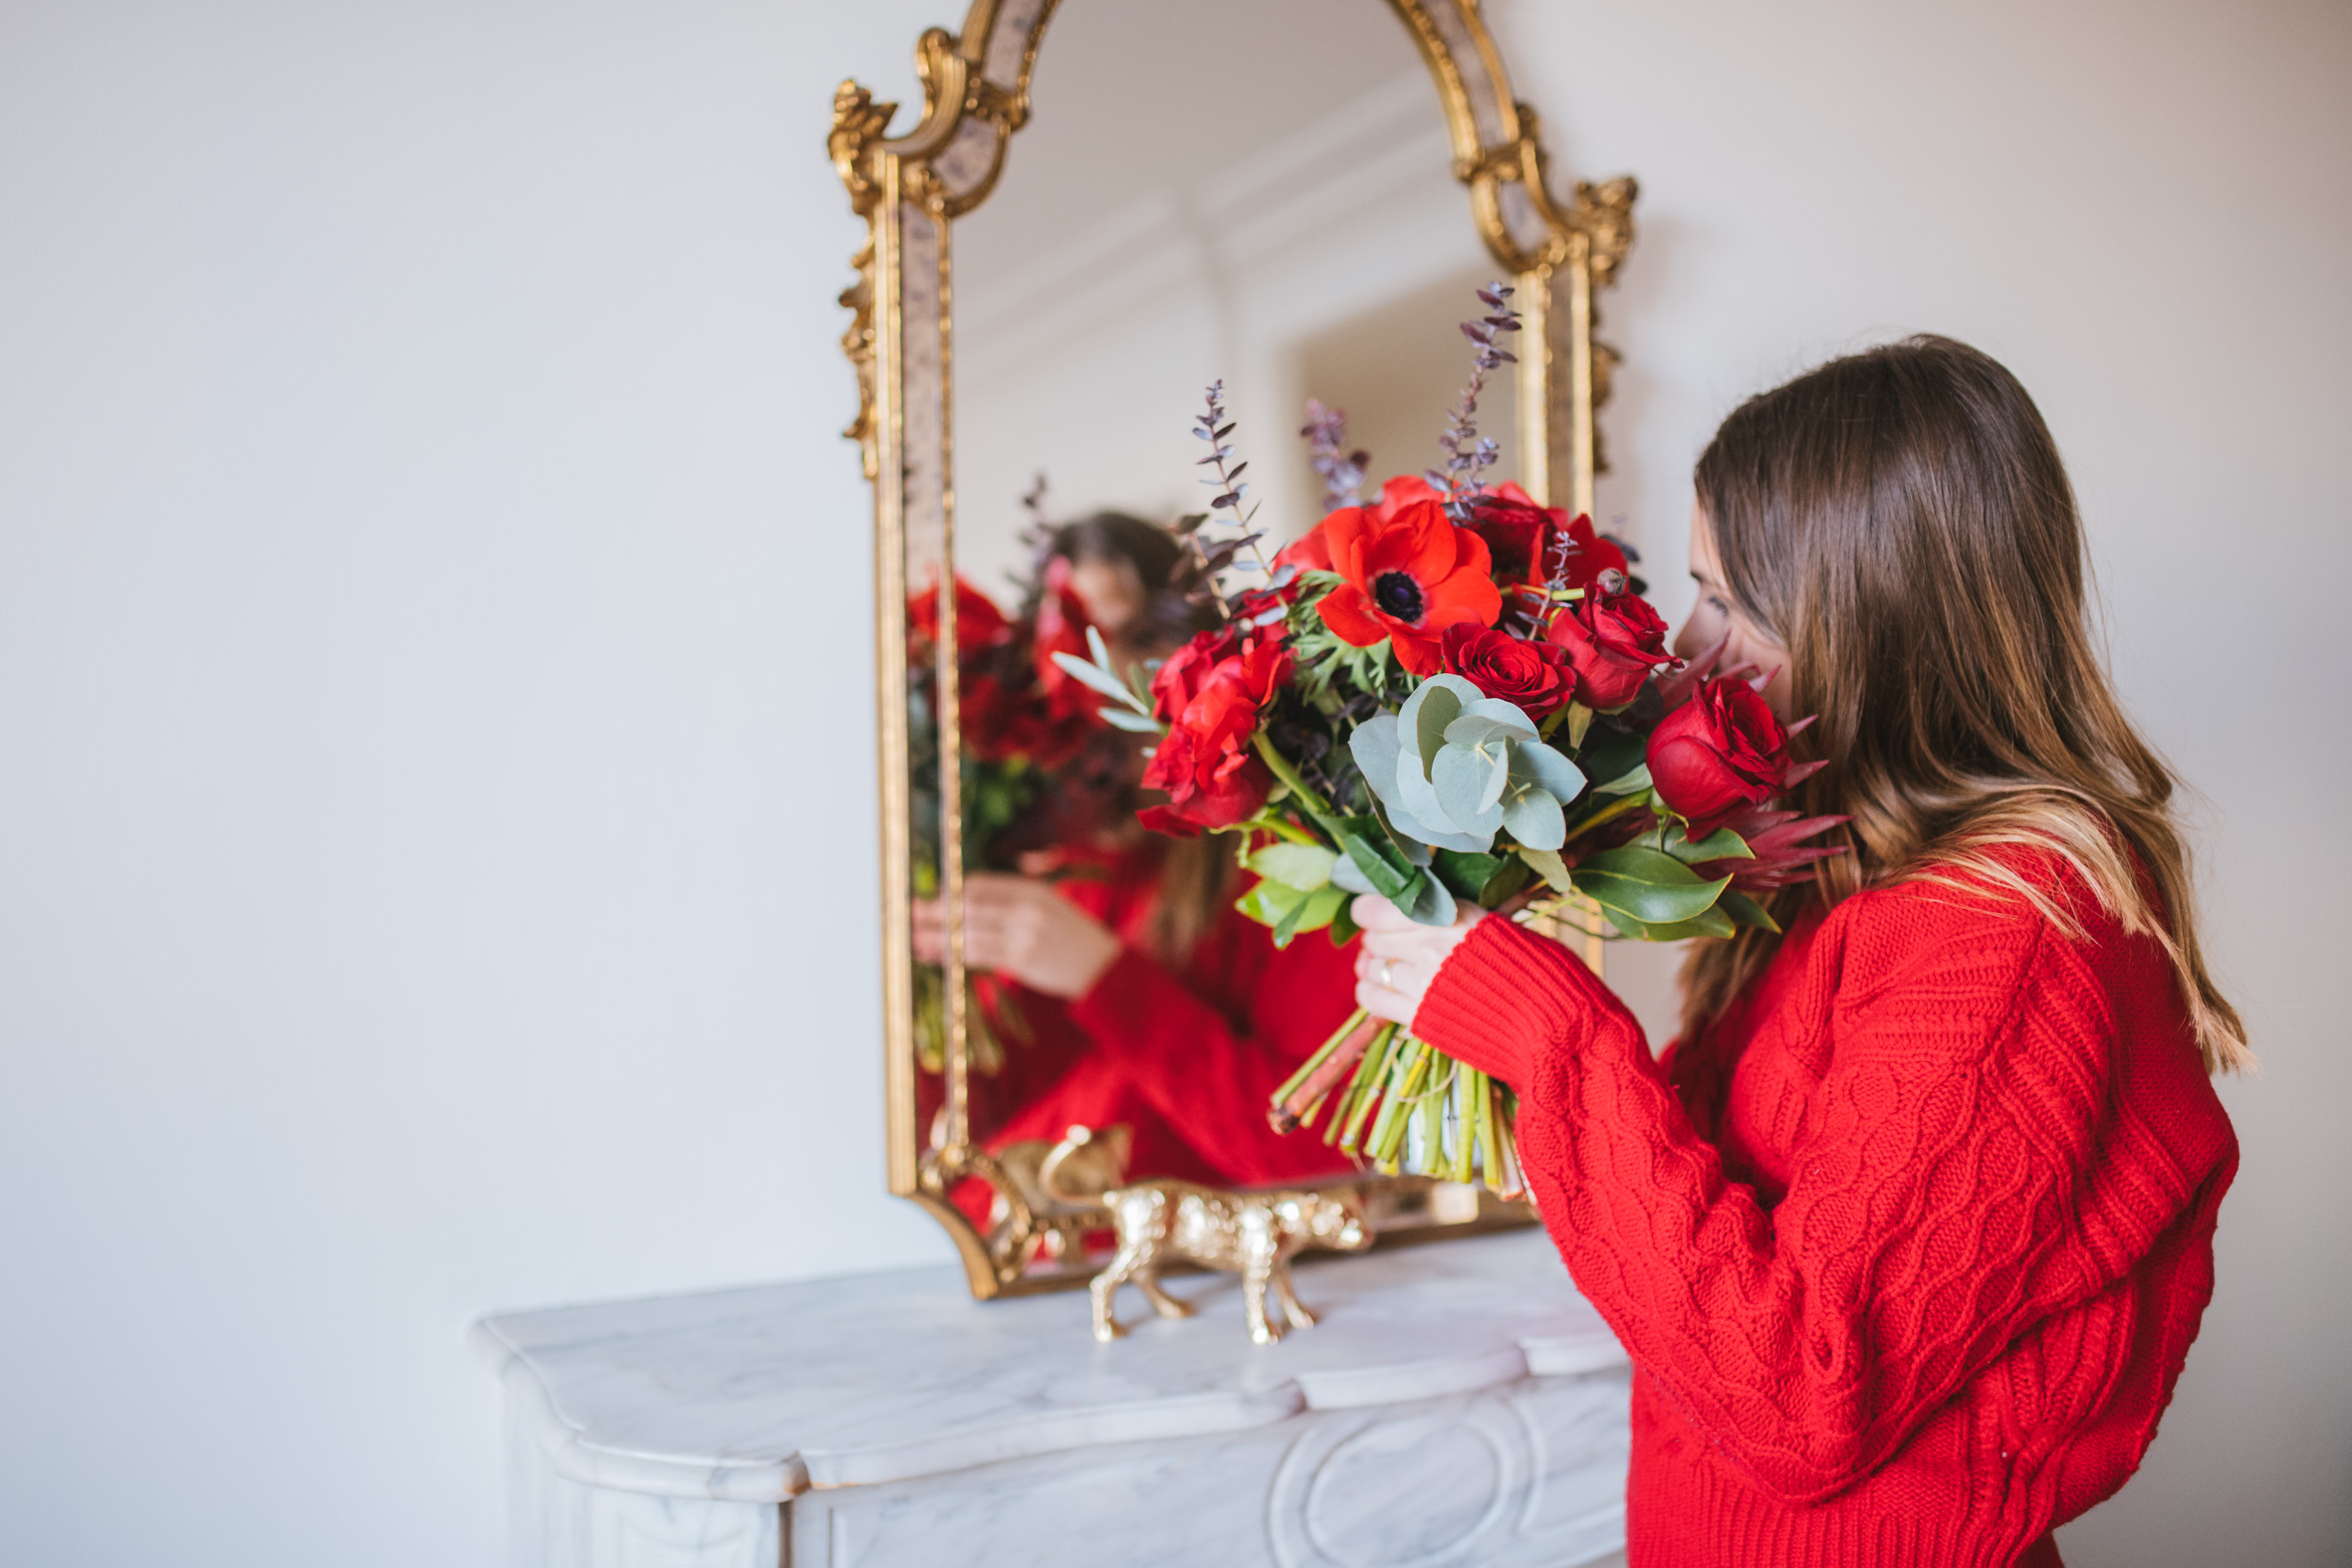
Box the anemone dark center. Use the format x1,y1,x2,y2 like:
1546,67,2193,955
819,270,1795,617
1372,570,1426,622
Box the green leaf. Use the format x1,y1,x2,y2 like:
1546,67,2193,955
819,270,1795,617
1518,845,1573,893
1272,884,1347,947
1592,762,1652,796
1564,701,1594,749
1236,878,1310,929
1570,845,1734,926
1431,743,1509,832
1432,849,1505,899
1328,901,1362,947
1720,890,1780,933
1668,826,1753,863
1399,868,1459,927
1250,842,1337,891
1605,904,1740,942
1508,740,1585,804
1339,829,1418,901
1477,856,1535,908
1574,723,1647,787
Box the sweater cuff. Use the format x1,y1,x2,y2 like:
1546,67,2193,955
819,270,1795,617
1413,915,1620,1088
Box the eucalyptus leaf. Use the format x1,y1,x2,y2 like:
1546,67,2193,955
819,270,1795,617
1431,744,1509,831
1349,714,1403,803
1501,785,1566,850
1051,649,1144,707
1251,842,1337,890
1099,707,1162,733
1400,675,1479,777
1508,741,1586,804
1396,750,1497,851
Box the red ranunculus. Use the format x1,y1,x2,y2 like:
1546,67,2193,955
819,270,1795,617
1546,588,1675,709
1137,632,1291,835
1305,476,1501,676
1440,623,1575,717
1471,483,1628,590
1646,675,1796,833
1031,556,1097,721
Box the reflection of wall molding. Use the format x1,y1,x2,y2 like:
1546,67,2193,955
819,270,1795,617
958,73,1472,385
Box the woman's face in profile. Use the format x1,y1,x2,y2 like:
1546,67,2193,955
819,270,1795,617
1677,501,1794,718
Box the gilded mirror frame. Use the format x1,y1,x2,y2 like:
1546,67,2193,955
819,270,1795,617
832,0,1637,1298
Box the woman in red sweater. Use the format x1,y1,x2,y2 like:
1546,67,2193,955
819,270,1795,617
1351,337,2243,1568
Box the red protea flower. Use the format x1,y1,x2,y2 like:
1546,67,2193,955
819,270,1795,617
1306,476,1501,676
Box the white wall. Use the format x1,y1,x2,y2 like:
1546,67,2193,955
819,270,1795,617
0,2,2343,1566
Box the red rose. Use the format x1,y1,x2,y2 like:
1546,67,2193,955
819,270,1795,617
1138,632,1291,835
1646,675,1795,833
1440,623,1575,717
1546,588,1674,709
1306,476,1502,676
1471,483,1628,590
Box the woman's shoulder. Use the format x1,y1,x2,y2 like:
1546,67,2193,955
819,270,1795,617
1818,839,2153,1032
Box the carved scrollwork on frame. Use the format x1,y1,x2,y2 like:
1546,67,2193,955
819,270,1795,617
831,0,1636,1299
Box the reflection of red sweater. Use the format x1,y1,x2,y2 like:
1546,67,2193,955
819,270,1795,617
1414,849,2235,1568
975,847,1361,1190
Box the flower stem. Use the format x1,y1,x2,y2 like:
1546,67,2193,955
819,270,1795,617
1251,731,1343,835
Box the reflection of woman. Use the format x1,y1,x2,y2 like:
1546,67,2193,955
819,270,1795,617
1353,340,2240,1567
913,514,1359,1191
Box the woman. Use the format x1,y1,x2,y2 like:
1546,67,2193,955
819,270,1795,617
1352,337,2241,1567
915,513,1360,1191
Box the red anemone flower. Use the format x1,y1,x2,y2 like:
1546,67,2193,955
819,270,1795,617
1307,476,1501,675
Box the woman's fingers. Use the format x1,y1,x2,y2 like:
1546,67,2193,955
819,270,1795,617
1349,893,1419,933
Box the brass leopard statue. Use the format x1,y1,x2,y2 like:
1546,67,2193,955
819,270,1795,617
1088,1181,1370,1345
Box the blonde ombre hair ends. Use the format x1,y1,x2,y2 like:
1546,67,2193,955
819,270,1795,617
1681,336,2250,1074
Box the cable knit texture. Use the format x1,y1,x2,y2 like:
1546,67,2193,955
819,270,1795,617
1411,848,2236,1568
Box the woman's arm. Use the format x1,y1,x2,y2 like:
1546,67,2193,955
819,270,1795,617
1392,888,2234,1504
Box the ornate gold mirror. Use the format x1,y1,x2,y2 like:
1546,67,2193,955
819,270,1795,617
834,0,1635,1298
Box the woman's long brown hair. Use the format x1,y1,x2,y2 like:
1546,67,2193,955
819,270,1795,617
1043,513,1236,971
1682,336,2250,1073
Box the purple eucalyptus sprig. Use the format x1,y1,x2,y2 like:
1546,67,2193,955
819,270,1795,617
1428,282,1521,525
1175,380,1283,621
1300,398,1370,513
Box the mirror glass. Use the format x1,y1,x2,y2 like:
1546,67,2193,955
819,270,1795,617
918,0,1527,1277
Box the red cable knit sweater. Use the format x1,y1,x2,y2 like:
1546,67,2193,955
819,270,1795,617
1412,849,2236,1568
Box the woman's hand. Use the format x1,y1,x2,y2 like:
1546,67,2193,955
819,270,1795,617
911,872,1123,1000
1352,894,1486,1028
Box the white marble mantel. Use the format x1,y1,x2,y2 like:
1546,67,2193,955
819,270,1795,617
474,1228,1632,1568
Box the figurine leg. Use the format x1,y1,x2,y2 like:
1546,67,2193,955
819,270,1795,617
1243,1261,1283,1344
1090,1252,1138,1342
1135,1270,1196,1320
1272,1262,1318,1331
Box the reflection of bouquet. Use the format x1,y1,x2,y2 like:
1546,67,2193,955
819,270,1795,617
908,560,1105,1074
1054,285,1842,1194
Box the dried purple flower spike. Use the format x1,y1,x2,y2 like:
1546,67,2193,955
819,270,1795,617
1430,282,1521,526
1177,380,1276,620
1300,399,1371,513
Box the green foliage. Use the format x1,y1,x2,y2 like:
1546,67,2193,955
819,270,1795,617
1569,844,1734,928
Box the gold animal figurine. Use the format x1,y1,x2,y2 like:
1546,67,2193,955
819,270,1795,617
1089,1181,1371,1345
986,1124,1133,1269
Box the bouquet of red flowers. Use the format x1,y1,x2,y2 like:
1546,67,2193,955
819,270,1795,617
1053,284,1842,1194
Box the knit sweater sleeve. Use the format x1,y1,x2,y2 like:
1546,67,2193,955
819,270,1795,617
1412,886,2233,1504
1067,939,1358,1186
